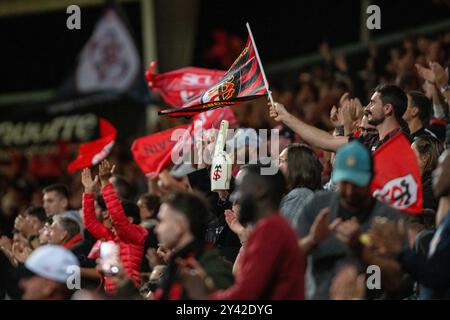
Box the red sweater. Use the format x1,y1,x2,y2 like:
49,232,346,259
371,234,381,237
210,213,305,300
82,183,148,294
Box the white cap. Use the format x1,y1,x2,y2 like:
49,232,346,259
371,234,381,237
24,245,79,283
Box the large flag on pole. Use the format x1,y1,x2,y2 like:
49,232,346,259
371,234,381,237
145,61,226,107
158,24,269,117
371,132,423,214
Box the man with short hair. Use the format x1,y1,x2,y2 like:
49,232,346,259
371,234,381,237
269,84,410,152
153,191,233,300
271,85,422,215
14,207,48,250
403,91,437,140
19,245,79,300
181,165,306,300
42,184,70,217
296,140,402,299
42,184,81,222
48,216,83,249
48,215,100,290
359,115,377,138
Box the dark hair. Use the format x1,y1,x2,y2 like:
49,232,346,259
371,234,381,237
53,216,81,241
446,124,450,149
408,91,432,123
42,184,70,200
374,84,407,123
413,135,444,175
121,201,141,225
396,72,421,92
24,206,47,223
240,164,287,207
284,144,323,191
163,192,209,241
95,195,107,211
298,81,319,101
139,193,161,218
111,175,135,201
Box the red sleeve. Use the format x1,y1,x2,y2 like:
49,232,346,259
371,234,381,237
209,221,282,300
82,192,111,240
101,183,148,244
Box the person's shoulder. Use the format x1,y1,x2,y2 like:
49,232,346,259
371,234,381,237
372,200,403,219
258,214,300,237
282,188,314,208
287,187,314,198
305,189,335,205
198,246,233,273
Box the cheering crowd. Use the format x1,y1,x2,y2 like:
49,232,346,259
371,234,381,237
1,31,450,300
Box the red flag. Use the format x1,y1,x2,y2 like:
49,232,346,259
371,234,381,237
68,118,117,172
160,107,238,171
132,107,237,178
131,124,189,179
159,35,267,117
371,132,423,214
145,61,225,107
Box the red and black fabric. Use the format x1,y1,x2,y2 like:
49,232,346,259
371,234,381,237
153,241,215,300
159,36,267,117
371,130,423,214
63,233,83,250
145,61,226,108
209,213,305,300
131,107,236,178
131,124,189,179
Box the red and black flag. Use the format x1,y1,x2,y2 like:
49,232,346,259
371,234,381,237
158,35,267,117
145,61,226,108
371,131,423,214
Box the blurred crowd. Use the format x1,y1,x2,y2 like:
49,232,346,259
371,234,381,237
1,31,450,300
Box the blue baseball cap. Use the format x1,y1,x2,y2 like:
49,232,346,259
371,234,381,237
332,140,372,187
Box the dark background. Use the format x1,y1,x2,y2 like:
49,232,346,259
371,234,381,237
0,0,449,94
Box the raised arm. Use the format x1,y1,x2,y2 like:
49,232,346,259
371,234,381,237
269,101,348,152
99,160,148,245
81,168,111,240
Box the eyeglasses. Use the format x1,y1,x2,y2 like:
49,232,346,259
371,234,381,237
360,127,378,134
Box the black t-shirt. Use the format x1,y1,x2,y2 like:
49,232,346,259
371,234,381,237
352,127,412,153
0,251,22,299
411,126,437,141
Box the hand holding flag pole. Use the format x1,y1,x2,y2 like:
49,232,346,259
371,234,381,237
246,22,274,107
158,23,268,117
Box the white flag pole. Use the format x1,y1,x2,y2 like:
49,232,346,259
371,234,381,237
246,22,274,106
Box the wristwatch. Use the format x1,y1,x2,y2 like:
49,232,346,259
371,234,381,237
440,84,450,94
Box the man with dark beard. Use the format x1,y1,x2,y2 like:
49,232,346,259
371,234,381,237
269,84,410,153
179,165,306,300
295,140,403,299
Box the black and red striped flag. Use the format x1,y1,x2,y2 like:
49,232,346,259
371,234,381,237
158,33,267,117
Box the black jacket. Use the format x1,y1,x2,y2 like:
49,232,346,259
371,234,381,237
187,168,240,263
0,251,22,299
